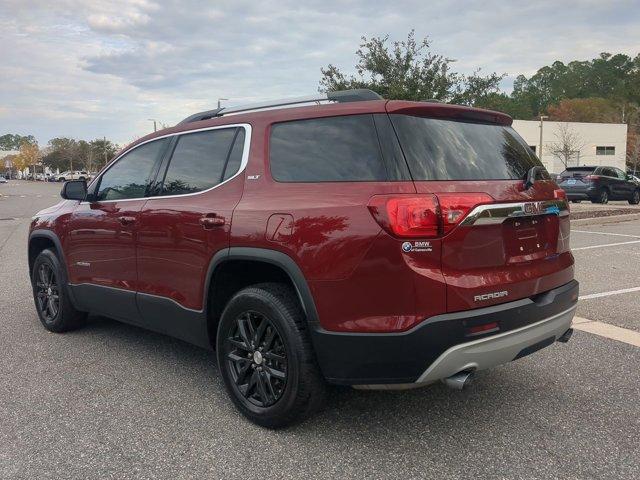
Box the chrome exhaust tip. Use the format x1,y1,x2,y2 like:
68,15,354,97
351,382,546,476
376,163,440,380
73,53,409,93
442,370,474,390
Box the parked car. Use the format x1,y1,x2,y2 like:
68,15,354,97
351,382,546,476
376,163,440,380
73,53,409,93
0,175,7,184
57,171,89,182
558,166,640,204
28,90,578,428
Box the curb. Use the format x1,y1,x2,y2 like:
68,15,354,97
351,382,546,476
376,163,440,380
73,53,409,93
571,212,640,226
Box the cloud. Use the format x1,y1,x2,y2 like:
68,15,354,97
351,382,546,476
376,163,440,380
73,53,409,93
0,0,638,146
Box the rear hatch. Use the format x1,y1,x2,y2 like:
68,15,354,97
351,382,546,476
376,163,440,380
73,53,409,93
387,102,574,312
558,167,596,190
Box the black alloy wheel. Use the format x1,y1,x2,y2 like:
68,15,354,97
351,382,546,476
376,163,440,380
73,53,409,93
35,263,59,323
216,283,326,428
224,310,287,407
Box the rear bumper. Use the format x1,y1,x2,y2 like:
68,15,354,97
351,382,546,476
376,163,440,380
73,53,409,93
563,185,597,200
414,305,575,384
311,280,578,385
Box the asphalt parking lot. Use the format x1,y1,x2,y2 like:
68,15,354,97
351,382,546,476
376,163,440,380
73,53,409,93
1,181,639,480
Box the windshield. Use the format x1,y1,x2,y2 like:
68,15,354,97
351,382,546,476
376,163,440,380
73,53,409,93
391,115,544,181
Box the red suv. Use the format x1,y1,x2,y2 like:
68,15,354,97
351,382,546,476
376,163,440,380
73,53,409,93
28,90,578,428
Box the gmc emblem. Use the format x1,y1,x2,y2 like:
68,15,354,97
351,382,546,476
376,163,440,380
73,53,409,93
523,202,544,215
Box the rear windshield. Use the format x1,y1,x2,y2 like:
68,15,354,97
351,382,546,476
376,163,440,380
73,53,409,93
560,167,596,177
391,115,543,180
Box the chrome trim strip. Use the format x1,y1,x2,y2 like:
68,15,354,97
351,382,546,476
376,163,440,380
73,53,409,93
81,123,251,204
460,200,569,226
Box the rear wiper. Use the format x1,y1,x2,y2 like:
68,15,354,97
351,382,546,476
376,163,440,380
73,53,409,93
523,166,545,190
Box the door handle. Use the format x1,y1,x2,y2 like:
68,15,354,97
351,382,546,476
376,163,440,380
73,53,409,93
199,214,225,229
118,216,136,226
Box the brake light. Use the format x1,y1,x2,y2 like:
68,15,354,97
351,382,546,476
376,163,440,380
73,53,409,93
437,193,493,234
367,193,493,238
554,189,567,200
554,189,569,211
585,175,599,181
368,195,439,237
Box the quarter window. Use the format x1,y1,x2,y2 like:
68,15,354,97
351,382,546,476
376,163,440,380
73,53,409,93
95,139,167,201
269,115,388,182
161,127,244,196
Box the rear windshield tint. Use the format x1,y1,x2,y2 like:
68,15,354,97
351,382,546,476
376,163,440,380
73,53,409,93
270,115,388,182
560,167,595,177
391,115,543,180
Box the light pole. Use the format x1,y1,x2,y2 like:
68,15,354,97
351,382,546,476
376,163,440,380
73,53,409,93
217,98,229,109
148,118,158,132
539,115,549,168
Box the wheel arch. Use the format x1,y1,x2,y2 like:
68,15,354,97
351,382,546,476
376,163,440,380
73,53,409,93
28,230,66,279
204,247,320,348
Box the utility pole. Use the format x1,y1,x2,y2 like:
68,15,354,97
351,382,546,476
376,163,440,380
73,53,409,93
539,115,549,169
103,136,107,167
218,98,229,109
148,119,158,132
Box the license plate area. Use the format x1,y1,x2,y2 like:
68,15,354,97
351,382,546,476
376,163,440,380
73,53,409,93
504,216,556,262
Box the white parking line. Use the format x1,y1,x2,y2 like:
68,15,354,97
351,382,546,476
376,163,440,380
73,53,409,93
572,240,640,251
579,286,640,300
572,316,640,348
572,229,640,239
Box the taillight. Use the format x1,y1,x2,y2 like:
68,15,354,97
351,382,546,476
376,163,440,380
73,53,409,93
368,195,439,238
585,175,599,181
554,189,567,200
437,193,493,234
367,193,493,238
554,189,569,211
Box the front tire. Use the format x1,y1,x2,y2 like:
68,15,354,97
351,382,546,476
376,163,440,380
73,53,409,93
629,190,640,205
216,283,326,428
31,249,86,332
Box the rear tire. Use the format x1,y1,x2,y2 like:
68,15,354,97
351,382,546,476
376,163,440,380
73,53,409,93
629,190,640,205
593,189,609,204
31,249,87,332
216,283,326,428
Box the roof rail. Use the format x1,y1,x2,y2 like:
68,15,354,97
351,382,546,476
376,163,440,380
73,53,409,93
177,89,382,125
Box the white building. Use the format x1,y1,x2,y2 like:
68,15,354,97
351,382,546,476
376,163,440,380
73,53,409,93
512,120,628,174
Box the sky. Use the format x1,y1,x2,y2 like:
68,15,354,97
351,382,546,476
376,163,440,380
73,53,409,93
1,0,639,147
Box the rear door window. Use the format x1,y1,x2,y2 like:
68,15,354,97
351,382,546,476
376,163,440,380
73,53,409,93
160,127,243,196
269,115,388,182
391,115,543,180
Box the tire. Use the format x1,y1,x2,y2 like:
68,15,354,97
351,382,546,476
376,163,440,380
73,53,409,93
629,190,640,205
216,283,326,428
594,189,609,204
31,249,87,332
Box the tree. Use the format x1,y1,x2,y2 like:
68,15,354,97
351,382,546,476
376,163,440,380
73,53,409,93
546,123,585,169
88,138,118,170
14,141,41,177
0,134,36,151
319,31,504,105
627,131,640,174
547,97,621,123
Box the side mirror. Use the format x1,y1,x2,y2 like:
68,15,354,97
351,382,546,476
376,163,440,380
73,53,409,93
61,180,87,201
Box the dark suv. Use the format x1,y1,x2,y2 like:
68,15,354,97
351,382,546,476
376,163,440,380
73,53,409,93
558,166,640,204
28,90,577,427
